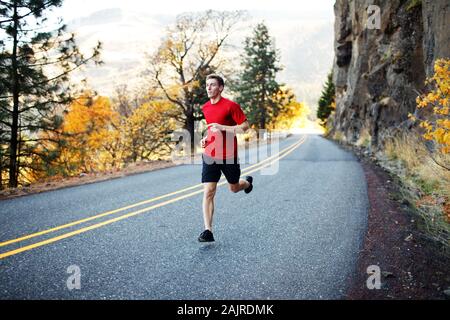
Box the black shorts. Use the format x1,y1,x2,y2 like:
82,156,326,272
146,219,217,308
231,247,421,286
201,155,241,184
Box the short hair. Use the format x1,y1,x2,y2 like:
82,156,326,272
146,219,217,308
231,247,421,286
206,74,224,87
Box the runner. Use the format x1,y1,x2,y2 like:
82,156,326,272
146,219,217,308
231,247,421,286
198,74,253,242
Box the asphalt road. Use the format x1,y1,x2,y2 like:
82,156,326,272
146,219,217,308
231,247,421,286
0,134,368,299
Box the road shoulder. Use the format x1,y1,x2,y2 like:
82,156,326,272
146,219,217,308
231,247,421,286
344,147,450,299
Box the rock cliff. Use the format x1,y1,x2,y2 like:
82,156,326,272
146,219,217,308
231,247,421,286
331,0,449,148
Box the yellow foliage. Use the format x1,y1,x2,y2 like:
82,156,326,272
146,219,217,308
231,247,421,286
270,101,308,130
124,100,178,160
268,88,309,130
410,58,450,154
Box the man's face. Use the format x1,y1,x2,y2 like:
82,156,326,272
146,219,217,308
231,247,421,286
206,78,223,99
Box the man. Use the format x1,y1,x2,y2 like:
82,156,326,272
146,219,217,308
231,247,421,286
198,74,253,242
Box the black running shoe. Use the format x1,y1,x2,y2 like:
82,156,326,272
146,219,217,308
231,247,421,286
198,229,215,242
244,176,253,194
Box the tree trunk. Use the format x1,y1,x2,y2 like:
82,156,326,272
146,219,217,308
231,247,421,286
9,3,19,188
258,83,266,139
185,112,195,157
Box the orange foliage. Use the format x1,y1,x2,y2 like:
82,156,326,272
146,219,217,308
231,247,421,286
60,92,121,173
410,58,450,154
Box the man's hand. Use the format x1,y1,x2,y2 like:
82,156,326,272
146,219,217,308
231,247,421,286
200,137,207,148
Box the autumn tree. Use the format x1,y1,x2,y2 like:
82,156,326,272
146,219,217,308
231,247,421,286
0,0,102,188
268,88,307,130
109,84,181,163
35,93,121,177
409,58,449,170
123,100,178,162
113,85,137,118
234,22,285,133
149,10,244,154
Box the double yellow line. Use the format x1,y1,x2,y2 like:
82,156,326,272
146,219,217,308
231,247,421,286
0,136,307,260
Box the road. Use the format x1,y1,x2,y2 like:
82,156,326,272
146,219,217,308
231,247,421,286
0,134,368,299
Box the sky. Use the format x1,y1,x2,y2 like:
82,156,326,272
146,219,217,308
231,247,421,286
55,0,335,21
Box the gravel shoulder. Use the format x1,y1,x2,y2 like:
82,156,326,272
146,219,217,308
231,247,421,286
344,148,450,300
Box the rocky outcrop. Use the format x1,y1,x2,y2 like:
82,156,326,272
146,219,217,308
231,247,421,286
331,0,449,148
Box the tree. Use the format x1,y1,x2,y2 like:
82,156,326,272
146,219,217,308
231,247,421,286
0,0,101,188
234,22,284,133
414,58,450,155
123,100,178,162
317,72,335,123
409,58,449,170
35,93,120,177
112,84,136,118
64,94,121,173
149,10,243,154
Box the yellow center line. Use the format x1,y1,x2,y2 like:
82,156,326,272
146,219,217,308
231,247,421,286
0,136,306,249
0,135,307,260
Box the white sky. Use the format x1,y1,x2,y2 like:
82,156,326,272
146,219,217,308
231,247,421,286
55,0,335,20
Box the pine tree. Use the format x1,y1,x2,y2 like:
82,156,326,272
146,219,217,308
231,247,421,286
317,72,335,123
235,22,284,132
0,0,102,188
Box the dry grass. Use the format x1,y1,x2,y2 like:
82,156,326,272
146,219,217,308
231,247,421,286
355,128,371,148
381,131,450,248
384,132,449,196
332,131,346,143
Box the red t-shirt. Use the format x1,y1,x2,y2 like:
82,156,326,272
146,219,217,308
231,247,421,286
202,97,247,160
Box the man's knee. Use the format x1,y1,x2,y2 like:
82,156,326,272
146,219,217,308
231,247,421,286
204,184,217,199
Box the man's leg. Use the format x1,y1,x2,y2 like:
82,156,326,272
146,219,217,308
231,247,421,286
202,182,217,231
222,159,251,194
228,179,251,193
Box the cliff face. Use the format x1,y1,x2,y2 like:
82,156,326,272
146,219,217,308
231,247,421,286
332,0,449,148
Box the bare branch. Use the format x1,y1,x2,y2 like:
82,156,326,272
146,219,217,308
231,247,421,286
154,69,185,110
